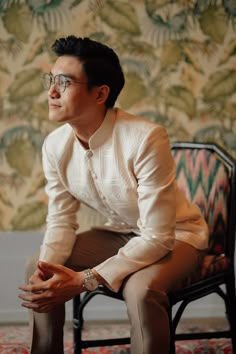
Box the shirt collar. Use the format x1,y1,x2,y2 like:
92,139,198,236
88,108,117,150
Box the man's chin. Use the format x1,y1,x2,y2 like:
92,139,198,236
48,113,61,122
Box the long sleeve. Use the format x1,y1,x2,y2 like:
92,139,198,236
94,126,176,291
39,138,80,265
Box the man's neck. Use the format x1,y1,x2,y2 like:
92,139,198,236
76,136,90,150
71,107,108,149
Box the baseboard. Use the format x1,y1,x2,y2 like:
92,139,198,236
1,297,225,324
73,300,226,321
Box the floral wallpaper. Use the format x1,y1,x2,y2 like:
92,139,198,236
0,0,236,231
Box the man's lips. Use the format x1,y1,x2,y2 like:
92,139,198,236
49,103,61,108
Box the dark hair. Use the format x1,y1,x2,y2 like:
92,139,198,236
51,35,125,108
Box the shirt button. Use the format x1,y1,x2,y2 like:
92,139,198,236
86,151,93,158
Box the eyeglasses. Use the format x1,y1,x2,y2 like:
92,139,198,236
42,73,88,93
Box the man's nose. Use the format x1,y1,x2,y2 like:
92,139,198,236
48,84,60,98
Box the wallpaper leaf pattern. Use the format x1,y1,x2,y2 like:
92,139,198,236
2,3,33,43
0,0,236,231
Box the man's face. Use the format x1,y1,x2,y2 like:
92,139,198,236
47,55,99,125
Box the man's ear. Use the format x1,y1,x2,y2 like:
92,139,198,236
96,85,110,104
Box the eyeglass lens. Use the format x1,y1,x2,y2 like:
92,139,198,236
42,74,66,93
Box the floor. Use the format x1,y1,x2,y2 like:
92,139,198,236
0,317,231,354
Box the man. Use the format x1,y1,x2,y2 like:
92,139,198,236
19,35,208,354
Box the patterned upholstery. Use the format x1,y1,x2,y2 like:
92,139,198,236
172,148,231,289
176,255,229,290
172,148,230,255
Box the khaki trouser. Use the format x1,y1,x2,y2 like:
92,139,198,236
25,229,204,354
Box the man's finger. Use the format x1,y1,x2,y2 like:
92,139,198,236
34,304,55,313
38,261,62,274
21,301,41,310
37,261,55,278
18,287,53,301
18,292,46,302
21,299,56,312
18,281,47,293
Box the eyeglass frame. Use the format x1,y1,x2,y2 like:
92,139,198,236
42,72,89,93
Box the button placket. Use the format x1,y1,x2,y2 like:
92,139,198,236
87,151,119,217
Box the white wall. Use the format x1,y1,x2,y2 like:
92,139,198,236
0,230,130,323
0,230,227,324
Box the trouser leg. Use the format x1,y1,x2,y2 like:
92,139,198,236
122,240,205,354
25,230,132,354
26,254,65,354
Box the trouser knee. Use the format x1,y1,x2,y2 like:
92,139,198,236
124,285,170,319
25,253,39,281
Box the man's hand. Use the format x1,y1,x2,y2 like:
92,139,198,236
18,261,84,313
29,262,53,286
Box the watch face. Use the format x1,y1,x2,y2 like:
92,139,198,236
86,278,98,291
84,270,99,291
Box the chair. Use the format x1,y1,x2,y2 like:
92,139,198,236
73,142,236,354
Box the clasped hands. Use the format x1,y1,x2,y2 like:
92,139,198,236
18,261,84,313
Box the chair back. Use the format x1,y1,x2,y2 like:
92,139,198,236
171,142,236,259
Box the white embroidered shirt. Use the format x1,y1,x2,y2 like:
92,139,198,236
40,108,209,291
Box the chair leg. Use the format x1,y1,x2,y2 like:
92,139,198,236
73,320,83,354
169,338,175,354
168,307,176,354
73,296,83,354
225,277,236,354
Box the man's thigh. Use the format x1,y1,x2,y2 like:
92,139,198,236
123,240,205,295
66,229,133,270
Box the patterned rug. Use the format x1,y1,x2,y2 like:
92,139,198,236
0,319,232,353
